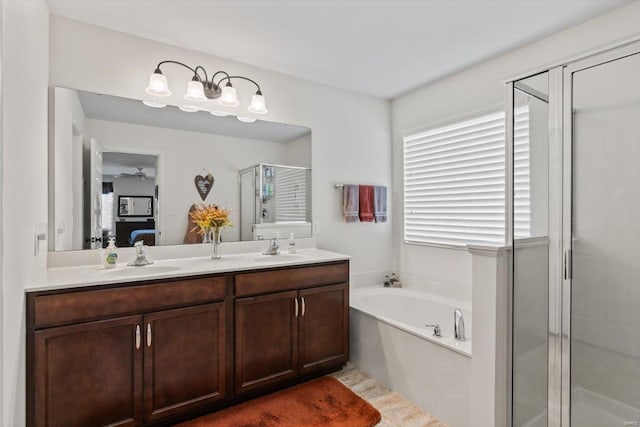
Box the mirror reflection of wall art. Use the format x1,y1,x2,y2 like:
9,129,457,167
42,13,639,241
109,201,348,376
194,172,214,201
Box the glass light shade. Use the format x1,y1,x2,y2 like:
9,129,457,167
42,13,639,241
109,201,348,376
237,116,256,123
184,80,207,102
178,105,200,113
142,100,167,108
248,93,268,114
219,85,240,107
145,72,171,97
210,110,229,117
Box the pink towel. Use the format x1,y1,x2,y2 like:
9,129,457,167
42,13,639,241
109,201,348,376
342,185,360,223
359,185,374,222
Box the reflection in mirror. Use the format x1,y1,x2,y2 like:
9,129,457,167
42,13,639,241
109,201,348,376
50,87,312,251
239,164,311,241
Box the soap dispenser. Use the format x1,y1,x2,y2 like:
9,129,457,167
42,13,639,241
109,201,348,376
287,233,297,254
103,238,118,268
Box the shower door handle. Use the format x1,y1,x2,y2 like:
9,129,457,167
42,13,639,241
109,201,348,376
564,249,572,280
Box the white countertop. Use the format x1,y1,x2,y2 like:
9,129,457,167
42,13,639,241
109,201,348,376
28,248,350,292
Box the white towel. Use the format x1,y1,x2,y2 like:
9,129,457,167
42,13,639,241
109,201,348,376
342,185,359,223
374,186,387,223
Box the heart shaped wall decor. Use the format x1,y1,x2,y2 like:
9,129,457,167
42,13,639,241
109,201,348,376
194,173,214,200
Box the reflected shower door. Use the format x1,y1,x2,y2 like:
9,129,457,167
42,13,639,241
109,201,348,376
569,51,640,426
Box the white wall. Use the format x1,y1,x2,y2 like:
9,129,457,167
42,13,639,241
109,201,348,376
49,15,393,284
85,118,294,244
391,2,640,304
285,133,312,168
1,1,49,426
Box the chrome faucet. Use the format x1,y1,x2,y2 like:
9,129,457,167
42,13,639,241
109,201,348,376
454,308,466,341
262,237,280,255
425,324,442,338
127,241,154,266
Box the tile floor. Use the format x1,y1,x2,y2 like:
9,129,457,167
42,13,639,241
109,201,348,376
330,365,448,427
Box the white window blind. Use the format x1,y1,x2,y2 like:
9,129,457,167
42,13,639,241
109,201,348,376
403,107,530,247
275,169,308,222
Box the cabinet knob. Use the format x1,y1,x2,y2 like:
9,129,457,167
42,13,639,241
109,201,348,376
146,323,152,347
135,324,141,350
294,297,299,318
301,297,306,317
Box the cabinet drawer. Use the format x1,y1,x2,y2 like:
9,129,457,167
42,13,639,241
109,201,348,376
33,276,227,329
235,262,348,297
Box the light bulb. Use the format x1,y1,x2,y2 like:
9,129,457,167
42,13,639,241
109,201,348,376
219,84,240,107
178,105,200,113
142,100,167,108
237,116,256,123
248,92,268,114
145,69,171,97
210,110,229,117
184,78,207,102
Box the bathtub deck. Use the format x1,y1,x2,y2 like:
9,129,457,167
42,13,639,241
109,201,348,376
331,365,448,427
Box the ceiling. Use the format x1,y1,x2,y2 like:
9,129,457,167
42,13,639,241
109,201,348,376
77,90,311,143
102,152,157,177
45,0,631,99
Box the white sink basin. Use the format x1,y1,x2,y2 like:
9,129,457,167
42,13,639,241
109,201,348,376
99,265,182,277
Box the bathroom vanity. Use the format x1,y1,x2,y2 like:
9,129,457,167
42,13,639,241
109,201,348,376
26,252,349,427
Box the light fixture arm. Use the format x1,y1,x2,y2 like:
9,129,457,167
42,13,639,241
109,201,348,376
211,70,230,89
156,60,198,76
216,75,263,94
193,65,209,83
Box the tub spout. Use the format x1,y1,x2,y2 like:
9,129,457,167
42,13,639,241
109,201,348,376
454,308,466,342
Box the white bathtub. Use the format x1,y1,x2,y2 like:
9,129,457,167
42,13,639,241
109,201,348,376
350,286,472,427
350,287,472,356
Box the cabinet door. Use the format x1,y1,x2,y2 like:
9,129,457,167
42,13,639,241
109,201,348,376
235,291,299,393
299,283,349,374
143,303,226,423
33,315,143,427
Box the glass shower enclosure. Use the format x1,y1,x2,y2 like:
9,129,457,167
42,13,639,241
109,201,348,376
508,40,640,427
239,163,312,241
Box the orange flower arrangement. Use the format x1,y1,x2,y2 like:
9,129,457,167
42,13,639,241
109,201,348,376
189,203,233,235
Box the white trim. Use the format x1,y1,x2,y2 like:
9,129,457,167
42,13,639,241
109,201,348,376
503,34,640,83
401,103,503,139
466,244,508,257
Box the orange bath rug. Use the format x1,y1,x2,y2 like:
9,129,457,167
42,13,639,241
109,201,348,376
177,376,381,427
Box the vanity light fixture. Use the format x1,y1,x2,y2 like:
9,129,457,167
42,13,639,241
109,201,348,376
142,100,167,108
237,116,257,123
144,60,268,114
178,105,200,113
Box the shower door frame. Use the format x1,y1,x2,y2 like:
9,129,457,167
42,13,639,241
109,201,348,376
560,39,640,427
507,37,640,427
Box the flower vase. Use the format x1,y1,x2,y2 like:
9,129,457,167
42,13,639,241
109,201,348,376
202,228,212,243
211,227,222,259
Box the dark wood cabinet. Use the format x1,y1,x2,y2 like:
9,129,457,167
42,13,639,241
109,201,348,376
27,261,349,427
143,303,226,423
235,291,299,393
33,315,143,427
299,283,349,374
235,281,349,393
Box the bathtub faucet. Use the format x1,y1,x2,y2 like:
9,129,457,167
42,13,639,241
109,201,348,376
383,273,402,288
454,308,466,341
425,324,442,338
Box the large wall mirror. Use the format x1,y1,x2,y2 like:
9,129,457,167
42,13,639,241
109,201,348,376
50,87,312,251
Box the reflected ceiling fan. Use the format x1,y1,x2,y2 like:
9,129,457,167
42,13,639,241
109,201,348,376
115,167,148,180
